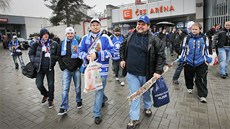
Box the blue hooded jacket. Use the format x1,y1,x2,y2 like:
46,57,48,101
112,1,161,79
179,34,212,67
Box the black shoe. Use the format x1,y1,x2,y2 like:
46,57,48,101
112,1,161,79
127,120,140,129
42,96,48,103
77,102,82,109
102,102,105,108
15,63,19,69
226,73,229,77
48,101,54,109
57,108,67,116
220,74,227,79
94,117,102,125
173,80,179,85
144,109,152,117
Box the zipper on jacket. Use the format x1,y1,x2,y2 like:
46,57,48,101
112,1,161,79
193,39,196,67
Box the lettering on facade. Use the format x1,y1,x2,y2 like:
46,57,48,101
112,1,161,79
134,5,175,16
123,9,133,19
150,5,174,14
0,18,8,23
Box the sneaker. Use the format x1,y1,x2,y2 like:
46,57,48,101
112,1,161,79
115,78,119,81
48,101,54,109
94,117,102,125
173,80,179,85
187,89,193,94
127,120,140,129
226,73,229,77
220,74,227,79
57,108,67,116
144,109,152,117
42,96,48,103
77,102,82,109
200,97,207,103
120,82,125,86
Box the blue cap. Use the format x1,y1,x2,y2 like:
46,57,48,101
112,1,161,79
138,15,150,24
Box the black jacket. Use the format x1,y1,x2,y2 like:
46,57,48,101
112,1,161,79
28,40,58,72
213,28,230,48
120,30,165,80
57,40,83,71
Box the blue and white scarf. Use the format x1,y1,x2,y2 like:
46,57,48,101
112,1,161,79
61,38,79,58
11,40,19,46
85,31,102,46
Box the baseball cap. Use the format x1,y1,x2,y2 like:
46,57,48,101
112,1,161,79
137,15,150,24
90,17,101,24
13,35,17,39
65,27,75,34
187,21,195,29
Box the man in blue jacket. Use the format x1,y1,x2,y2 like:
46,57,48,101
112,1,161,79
111,27,125,86
79,18,114,124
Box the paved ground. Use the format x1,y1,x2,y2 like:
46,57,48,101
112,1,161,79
0,46,230,129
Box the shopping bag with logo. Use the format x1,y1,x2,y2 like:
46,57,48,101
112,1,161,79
84,60,103,93
152,77,170,108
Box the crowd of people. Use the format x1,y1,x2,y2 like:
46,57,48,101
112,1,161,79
7,15,230,129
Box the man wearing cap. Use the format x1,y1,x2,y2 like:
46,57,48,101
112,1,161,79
79,18,114,124
120,15,165,129
9,35,25,69
110,27,125,86
57,27,83,115
28,28,58,109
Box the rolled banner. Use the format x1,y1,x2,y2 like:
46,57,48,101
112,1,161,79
127,66,169,102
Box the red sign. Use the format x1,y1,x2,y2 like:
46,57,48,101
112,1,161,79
150,5,175,14
123,9,133,19
0,18,8,23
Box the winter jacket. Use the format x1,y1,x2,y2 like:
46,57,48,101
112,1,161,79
213,28,230,48
79,32,114,77
110,35,124,61
28,40,58,72
179,34,212,67
120,29,165,80
58,39,83,71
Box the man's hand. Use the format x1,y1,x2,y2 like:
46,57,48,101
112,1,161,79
120,61,126,69
86,52,96,62
153,73,161,79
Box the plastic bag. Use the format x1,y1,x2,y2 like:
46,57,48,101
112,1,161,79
152,77,170,108
84,61,102,93
209,51,218,66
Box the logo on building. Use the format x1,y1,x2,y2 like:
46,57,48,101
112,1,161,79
123,9,132,19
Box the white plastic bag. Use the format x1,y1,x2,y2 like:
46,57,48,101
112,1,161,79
209,51,218,66
84,61,102,93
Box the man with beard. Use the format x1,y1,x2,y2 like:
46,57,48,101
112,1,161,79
120,15,165,129
110,27,125,86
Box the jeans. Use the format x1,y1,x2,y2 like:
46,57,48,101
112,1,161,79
60,69,82,110
112,60,125,82
36,69,55,102
12,55,25,68
170,42,174,54
126,72,152,120
93,76,108,117
218,47,230,75
172,62,184,81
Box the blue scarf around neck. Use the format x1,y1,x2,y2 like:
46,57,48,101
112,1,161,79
61,38,79,58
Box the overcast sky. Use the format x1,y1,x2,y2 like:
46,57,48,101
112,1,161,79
0,0,133,18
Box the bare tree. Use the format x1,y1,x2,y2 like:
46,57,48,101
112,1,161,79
0,0,10,11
